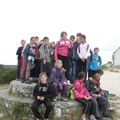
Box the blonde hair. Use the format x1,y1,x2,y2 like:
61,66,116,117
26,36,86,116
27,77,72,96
54,60,63,68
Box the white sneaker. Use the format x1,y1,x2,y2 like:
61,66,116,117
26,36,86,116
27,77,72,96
90,114,96,120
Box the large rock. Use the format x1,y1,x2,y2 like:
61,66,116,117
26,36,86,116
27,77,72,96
9,80,36,98
0,88,82,120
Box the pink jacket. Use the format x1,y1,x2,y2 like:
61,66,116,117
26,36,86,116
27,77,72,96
54,38,73,60
73,80,91,100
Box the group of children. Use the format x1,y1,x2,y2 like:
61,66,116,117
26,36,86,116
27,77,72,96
16,32,111,120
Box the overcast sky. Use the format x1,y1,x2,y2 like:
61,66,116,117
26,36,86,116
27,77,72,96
0,0,120,65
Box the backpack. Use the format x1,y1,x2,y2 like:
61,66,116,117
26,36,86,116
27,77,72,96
69,87,75,100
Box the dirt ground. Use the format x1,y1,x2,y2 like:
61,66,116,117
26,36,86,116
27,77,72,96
101,71,120,96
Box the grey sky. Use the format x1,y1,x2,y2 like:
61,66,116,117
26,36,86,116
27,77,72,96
0,0,120,64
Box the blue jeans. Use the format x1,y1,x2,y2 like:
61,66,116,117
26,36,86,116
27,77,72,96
68,60,76,83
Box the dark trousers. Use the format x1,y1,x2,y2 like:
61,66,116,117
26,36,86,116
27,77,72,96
68,60,76,83
30,59,40,78
50,82,68,97
40,60,52,78
77,59,87,80
88,69,97,78
31,99,53,119
97,96,110,116
58,55,69,79
78,98,100,118
16,60,20,79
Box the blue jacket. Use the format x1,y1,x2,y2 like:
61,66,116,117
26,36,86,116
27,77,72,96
88,54,102,70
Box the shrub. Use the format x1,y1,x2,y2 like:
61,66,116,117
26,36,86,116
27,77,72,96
0,69,16,84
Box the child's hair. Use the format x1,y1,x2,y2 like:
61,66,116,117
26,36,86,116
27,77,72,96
43,37,49,41
82,34,86,40
77,72,85,80
61,31,67,37
35,36,39,40
76,33,82,37
70,35,75,40
92,73,101,81
94,47,99,51
96,69,104,75
54,59,63,67
30,36,35,41
39,72,47,78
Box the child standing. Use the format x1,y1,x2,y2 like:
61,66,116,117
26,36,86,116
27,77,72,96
50,60,68,102
88,47,102,78
73,72,101,120
16,39,26,80
39,37,52,78
20,37,36,84
31,72,53,120
77,35,90,80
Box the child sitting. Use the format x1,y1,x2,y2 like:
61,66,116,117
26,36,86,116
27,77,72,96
73,72,101,120
86,73,112,119
50,60,68,102
31,72,53,120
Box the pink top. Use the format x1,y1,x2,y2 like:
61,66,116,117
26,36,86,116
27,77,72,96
54,38,73,60
73,80,91,100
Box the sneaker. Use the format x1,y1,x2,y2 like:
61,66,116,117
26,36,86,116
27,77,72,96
81,115,87,120
60,97,68,102
44,119,49,120
90,114,97,120
25,80,31,84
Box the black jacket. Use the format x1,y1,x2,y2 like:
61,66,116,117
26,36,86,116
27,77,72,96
33,82,51,100
16,46,23,60
86,80,101,95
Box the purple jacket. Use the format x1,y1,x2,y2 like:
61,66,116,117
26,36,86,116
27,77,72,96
51,68,66,85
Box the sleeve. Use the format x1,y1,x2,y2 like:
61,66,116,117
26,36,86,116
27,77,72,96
59,71,66,85
51,69,60,84
16,47,21,56
77,45,82,59
33,84,38,99
85,44,90,59
85,80,93,95
98,56,102,68
54,42,59,60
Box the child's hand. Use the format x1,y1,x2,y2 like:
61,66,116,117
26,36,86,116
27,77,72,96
37,96,41,100
63,82,67,86
43,59,46,64
59,84,63,90
97,94,101,98
40,96,44,101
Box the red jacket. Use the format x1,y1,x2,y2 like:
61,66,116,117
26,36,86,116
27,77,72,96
73,80,91,100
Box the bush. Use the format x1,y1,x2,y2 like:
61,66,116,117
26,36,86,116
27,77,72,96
0,69,16,84
12,102,28,119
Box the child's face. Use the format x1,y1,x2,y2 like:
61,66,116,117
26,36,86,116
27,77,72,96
56,62,62,69
62,33,67,39
40,75,47,83
21,40,26,46
94,49,99,54
76,36,82,43
44,39,49,45
30,38,36,44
